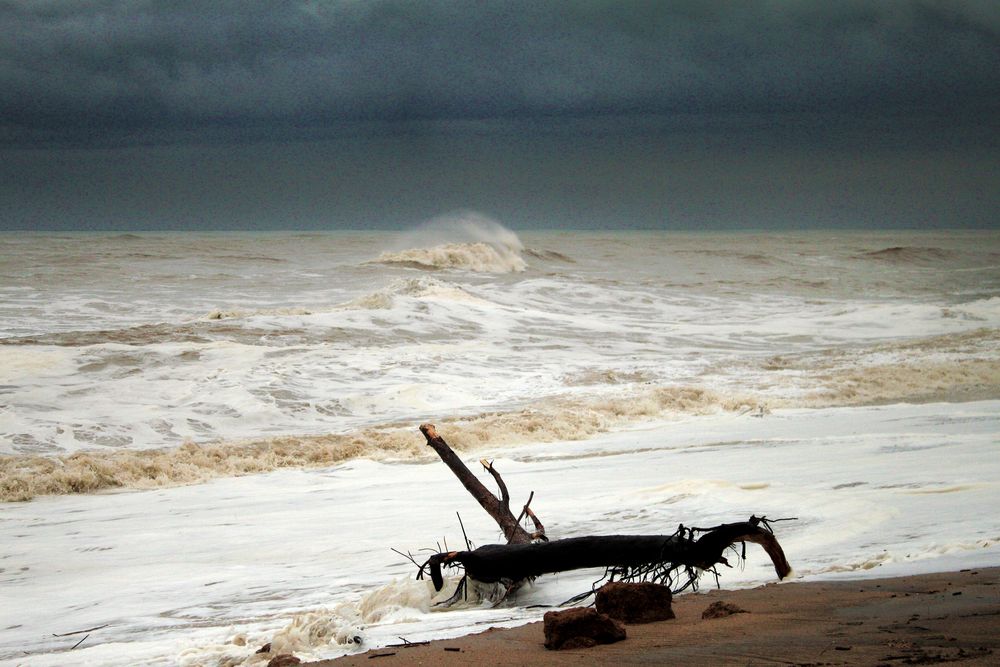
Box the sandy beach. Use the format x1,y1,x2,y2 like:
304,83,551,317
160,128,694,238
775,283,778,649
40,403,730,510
311,567,1000,666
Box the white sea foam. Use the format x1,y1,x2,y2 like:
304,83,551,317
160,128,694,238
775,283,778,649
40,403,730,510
3,402,999,666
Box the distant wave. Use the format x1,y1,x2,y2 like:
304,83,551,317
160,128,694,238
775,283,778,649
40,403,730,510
524,248,575,263
862,246,957,263
679,249,778,265
217,254,286,263
373,211,527,273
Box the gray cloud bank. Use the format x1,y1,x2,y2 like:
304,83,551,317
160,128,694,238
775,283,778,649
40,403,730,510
3,1,999,146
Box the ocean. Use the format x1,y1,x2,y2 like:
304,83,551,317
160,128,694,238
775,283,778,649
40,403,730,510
2,218,999,665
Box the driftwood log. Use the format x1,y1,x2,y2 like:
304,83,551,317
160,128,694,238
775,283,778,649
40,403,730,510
415,423,791,604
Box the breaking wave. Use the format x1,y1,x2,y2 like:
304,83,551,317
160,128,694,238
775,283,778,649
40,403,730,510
375,241,526,273
373,212,527,273
0,386,761,502
798,358,1000,407
764,328,1000,407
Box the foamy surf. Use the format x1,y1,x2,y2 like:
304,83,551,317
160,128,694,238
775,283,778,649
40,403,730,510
338,277,487,310
0,385,759,501
4,401,998,667
8,350,1000,503
181,577,466,666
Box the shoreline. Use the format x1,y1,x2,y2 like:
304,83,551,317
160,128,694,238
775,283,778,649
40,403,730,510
307,567,1000,666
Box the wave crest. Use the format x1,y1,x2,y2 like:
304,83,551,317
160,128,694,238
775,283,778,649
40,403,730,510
374,212,527,273
376,241,526,273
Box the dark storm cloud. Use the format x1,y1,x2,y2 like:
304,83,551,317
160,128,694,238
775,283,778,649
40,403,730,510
2,1,998,145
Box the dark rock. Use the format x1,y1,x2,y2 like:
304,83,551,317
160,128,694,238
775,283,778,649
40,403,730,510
255,642,272,654
266,655,301,667
702,601,749,619
543,607,626,650
595,581,675,624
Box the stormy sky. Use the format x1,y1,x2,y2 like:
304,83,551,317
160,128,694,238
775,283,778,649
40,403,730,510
2,1,998,231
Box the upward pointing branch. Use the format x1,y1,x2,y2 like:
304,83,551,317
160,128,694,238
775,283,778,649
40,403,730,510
480,459,510,510
420,423,533,544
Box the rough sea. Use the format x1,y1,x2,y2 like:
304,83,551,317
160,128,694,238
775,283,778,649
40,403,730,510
2,216,999,665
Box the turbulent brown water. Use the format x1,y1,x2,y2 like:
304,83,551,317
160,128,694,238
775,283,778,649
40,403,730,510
2,224,999,500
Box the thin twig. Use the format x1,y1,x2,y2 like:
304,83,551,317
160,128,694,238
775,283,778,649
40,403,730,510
52,624,109,638
390,547,421,568
388,637,430,648
515,490,535,524
456,512,470,551
70,634,90,650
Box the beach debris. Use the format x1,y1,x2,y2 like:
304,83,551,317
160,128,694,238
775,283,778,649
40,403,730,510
543,607,626,650
52,623,110,651
387,637,430,648
414,423,792,605
595,582,675,624
52,624,110,638
420,424,544,547
702,601,749,619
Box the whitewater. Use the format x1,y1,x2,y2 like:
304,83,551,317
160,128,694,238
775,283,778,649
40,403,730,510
1,219,999,665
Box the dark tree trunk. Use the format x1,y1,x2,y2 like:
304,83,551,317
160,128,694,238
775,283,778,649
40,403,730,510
422,523,790,593
420,423,540,545
416,423,790,599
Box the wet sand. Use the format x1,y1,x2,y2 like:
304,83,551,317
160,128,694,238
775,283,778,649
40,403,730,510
309,567,1000,666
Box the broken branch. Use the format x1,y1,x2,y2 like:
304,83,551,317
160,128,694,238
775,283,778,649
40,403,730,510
420,424,534,544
